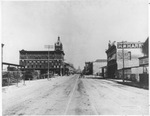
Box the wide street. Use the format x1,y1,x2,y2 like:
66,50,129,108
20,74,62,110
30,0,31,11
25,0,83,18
2,74,149,115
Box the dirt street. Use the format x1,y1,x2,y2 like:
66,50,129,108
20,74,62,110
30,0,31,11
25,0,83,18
2,74,149,115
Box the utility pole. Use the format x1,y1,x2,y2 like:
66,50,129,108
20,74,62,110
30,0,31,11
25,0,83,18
48,48,50,80
122,41,125,82
45,45,53,81
1,44,4,86
1,44,4,72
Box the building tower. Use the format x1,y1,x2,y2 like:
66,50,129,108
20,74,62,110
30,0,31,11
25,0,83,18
54,36,64,76
55,36,63,51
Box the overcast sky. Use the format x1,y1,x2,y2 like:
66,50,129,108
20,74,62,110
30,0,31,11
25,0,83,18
1,0,148,69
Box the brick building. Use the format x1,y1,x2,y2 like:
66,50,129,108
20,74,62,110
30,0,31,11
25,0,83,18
19,37,65,76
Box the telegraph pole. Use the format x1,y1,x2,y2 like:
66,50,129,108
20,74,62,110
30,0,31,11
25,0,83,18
1,44,4,72
122,41,125,82
44,45,53,81
48,48,50,80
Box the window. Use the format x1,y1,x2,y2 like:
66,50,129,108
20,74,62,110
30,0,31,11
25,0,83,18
128,51,131,60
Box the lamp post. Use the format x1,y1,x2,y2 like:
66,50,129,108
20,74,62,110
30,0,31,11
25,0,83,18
44,45,53,80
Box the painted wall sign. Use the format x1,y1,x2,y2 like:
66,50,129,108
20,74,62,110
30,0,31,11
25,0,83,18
117,42,143,49
117,50,131,60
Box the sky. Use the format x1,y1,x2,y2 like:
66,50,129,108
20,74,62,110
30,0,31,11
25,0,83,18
1,0,148,69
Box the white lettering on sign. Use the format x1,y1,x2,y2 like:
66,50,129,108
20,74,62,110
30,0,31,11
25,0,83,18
117,42,143,49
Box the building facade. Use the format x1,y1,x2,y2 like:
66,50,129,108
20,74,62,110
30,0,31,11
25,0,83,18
64,61,76,75
116,41,144,81
106,41,144,80
138,37,149,85
93,59,107,76
19,37,65,76
105,42,117,78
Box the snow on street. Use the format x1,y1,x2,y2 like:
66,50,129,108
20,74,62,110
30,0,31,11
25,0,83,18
2,74,149,115
83,78,149,115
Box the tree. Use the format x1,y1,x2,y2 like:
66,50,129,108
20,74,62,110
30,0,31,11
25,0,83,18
25,70,33,80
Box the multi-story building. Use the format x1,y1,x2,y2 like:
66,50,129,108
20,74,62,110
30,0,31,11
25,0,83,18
64,61,76,75
105,42,117,78
19,37,65,76
106,40,144,80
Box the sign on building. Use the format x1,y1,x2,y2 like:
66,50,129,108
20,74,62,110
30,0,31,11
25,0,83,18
117,42,143,49
117,50,131,60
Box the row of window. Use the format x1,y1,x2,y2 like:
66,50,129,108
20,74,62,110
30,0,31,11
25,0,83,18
20,60,62,64
20,54,63,59
20,62,62,66
26,65,62,69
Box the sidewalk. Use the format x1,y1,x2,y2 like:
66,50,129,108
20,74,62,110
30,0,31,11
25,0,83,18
82,75,149,90
107,78,149,90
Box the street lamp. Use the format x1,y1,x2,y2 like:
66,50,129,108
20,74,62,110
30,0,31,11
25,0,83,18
44,45,53,80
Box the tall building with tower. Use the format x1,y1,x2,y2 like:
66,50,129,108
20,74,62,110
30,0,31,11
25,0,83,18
19,37,65,76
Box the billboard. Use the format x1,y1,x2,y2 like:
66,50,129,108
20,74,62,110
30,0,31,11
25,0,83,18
117,42,143,49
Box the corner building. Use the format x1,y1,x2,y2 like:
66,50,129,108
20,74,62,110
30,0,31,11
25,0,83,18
106,41,144,80
19,37,65,76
